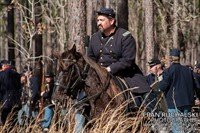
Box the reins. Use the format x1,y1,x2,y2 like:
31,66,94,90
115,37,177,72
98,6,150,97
73,72,111,108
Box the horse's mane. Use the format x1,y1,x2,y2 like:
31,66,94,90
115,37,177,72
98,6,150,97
54,48,109,85
82,54,108,84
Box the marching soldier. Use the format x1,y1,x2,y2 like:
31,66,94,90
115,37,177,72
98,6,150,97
159,49,198,133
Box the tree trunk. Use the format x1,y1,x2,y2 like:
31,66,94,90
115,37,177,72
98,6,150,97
68,0,86,54
172,0,179,49
0,9,7,60
192,0,197,65
129,1,146,72
15,7,23,72
144,0,154,70
156,0,172,67
59,1,68,52
129,1,138,63
86,0,95,36
34,0,43,57
116,0,128,30
7,2,15,65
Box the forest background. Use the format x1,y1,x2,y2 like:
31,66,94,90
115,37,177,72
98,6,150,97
0,0,199,74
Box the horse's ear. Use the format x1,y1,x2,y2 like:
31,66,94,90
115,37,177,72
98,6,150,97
70,45,77,53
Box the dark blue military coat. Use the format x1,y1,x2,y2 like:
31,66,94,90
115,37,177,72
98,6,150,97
0,68,22,109
194,73,200,89
194,73,200,98
159,63,196,109
88,27,150,93
146,73,156,86
29,76,40,106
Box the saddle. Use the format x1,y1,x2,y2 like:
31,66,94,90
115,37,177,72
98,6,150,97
110,75,145,112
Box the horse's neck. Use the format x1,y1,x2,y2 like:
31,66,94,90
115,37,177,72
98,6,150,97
82,54,108,84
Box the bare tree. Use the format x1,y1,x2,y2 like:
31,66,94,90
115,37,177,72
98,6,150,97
67,0,86,53
172,0,179,49
116,0,128,30
34,0,43,57
0,9,7,60
129,1,146,71
144,0,154,71
6,0,15,65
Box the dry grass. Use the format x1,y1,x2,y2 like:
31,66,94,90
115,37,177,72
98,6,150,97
0,100,151,133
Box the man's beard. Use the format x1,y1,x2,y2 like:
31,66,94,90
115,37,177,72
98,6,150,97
98,25,104,32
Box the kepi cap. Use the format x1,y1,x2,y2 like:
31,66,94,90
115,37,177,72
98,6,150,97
170,49,180,57
148,58,161,68
96,7,115,18
0,60,11,65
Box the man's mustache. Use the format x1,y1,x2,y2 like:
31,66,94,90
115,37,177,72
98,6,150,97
97,24,102,28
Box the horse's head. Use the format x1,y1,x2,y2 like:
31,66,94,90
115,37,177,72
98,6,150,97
52,46,87,103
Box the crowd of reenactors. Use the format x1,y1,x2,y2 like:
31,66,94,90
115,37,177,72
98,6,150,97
0,60,54,132
0,52,200,132
146,49,200,133
0,7,199,133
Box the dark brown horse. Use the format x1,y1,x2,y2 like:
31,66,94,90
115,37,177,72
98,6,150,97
52,47,127,119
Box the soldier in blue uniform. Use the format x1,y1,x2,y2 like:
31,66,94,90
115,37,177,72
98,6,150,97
88,7,150,95
159,49,197,133
146,58,163,85
0,60,22,126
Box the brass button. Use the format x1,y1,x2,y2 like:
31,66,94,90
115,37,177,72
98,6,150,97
100,63,103,66
110,50,112,53
100,50,102,53
110,45,112,47
100,57,103,59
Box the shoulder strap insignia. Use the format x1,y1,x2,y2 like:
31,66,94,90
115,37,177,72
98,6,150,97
122,31,131,37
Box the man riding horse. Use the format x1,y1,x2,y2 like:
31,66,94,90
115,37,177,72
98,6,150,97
88,7,151,109
52,7,158,133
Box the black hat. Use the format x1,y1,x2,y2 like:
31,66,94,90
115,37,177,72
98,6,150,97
148,58,161,68
170,49,180,57
45,72,54,77
96,7,115,18
1,60,11,65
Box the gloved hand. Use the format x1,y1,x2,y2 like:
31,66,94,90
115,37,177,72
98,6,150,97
106,67,111,72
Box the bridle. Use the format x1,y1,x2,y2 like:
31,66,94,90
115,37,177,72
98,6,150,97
54,59,90,96
54,57,111,108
